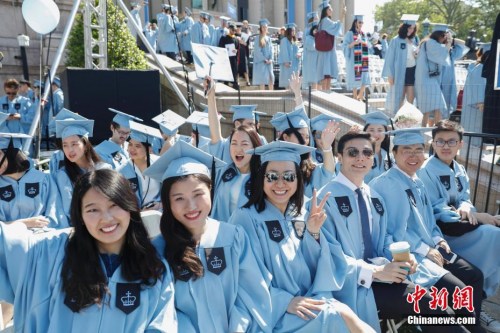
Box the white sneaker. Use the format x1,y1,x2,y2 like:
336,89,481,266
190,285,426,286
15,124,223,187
481,311,500,333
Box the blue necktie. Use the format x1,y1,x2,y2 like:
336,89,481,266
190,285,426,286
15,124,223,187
356,188,374,260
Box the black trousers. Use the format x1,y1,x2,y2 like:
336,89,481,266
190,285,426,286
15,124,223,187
373,281,466,333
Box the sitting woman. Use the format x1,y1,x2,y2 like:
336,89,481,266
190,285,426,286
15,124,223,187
0,169,177,331
144,140,273,333
0,133,60,228
229,141,374,333
52,118,111,225
117,122,162,211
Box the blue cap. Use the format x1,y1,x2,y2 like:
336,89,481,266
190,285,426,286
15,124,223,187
230,105,266,122
144,140,226,181
270,105,310,131
220,16,230,23
172,6,178,14
285,23,297,29
53,76,61,87
184,7,191,16
387,127,432,146
199,11,209,19
162,4,171,10
186,110,211,138
479,42,491,53
152,110,186,136
354,15,364,22
400,14,419,25
432,23,449,33
246,140,315,165
306,12,319,21
361,111,392,126
129,121,162,144
318,1,331,10
259,18,270,26
56,119,94,139
0,132,32,150
310,114,341,132
33,79,44,89
109,108,143,129
53,108,86,122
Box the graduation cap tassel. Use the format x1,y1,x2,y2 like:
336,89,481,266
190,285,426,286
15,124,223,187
286,116,305,146
210,156,216,205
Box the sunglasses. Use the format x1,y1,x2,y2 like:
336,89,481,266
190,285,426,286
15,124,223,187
5,92,17,96
345,147,374,158
265,171,297,183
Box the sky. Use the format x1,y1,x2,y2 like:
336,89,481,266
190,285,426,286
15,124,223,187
355,0,392,32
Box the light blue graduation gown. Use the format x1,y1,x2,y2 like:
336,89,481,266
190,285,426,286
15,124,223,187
48,150,65,183
0,223,177,332
180,16,194,51
153,219,272,333
382,36,415,115
0,95,33,135
318,179,392,331
302,34,320,86
305,162,335,199
116,156,161,208
440,44,469,117
365,149,392,183
0,168,62,228
252,36,275,85
208,24,216,46
419,156,500,297
460,62,485,145
343,31,371,90
278,38,300,88
316,18,343,79
144,27,158,53
52,162,111,225
229,202,351,332
94,139,129,170
212,27,227,48
369,168,448,288
190,21,210,45
414,39,450,114
157,13,178,53
381,38,388,59
211,163,251,222
51,88,64,117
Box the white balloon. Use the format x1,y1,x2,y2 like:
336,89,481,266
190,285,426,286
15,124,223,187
22,0,60,35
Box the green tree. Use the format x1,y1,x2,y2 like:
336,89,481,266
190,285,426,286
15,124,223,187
66,0,147,69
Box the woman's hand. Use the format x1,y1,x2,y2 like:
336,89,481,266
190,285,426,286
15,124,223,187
320,120,341,149
307,189,330,234
286,296,325,320
18,216,50,229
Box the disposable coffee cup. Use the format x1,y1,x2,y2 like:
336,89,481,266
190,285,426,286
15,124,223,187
389,241,411,271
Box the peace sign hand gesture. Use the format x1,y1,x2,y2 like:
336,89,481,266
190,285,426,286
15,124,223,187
307,189,330,234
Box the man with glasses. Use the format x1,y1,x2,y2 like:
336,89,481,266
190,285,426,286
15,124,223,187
370,127,487,333
94,108,142,169
0,79,33,136
318,131,465,333
419,120,500,333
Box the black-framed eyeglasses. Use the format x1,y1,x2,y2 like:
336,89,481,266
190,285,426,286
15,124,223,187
265,171,297,183
434,139,459,147
345,147,374,158
5,92,17,96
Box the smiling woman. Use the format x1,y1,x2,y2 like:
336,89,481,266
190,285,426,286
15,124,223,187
0,169,177,332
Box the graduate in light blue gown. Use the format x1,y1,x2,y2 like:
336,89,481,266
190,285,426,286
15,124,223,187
212,16,229,48
0,169,177,332
370,128,486,332
117,121,162,211
316,1,343,91
206,14,216,47
0,79,33,136
418,120,500,298
270,104,338,198
94,108,141,170
310,113,341,165
319,131,465,333
361,111,394,183
440,33,469,118
52,118,111,225
460,43,489,146
278,23,300,88
415,24,452,127
143,21,158,53
343,15,371,101
144,140,272,333
252,19,275,90
151,109,187,155
302,14,320,89
157,5,178,59
179,7,194,63
190,12,210,45
0,133,60,229
382,15,419,115
50,76,64,117
229,140,374,333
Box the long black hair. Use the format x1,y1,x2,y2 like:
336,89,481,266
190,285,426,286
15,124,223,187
160,174,211,281
398,23,417,39
61,169,165,312
244,161,304,217
63,136,102,185
0,146,30,176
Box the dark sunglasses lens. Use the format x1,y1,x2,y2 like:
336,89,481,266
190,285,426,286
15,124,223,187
347,148,359,158
362,149,374,157
282,172,296,182
265,172,279,183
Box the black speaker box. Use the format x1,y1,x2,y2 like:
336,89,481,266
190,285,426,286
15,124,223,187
61,68,161,144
